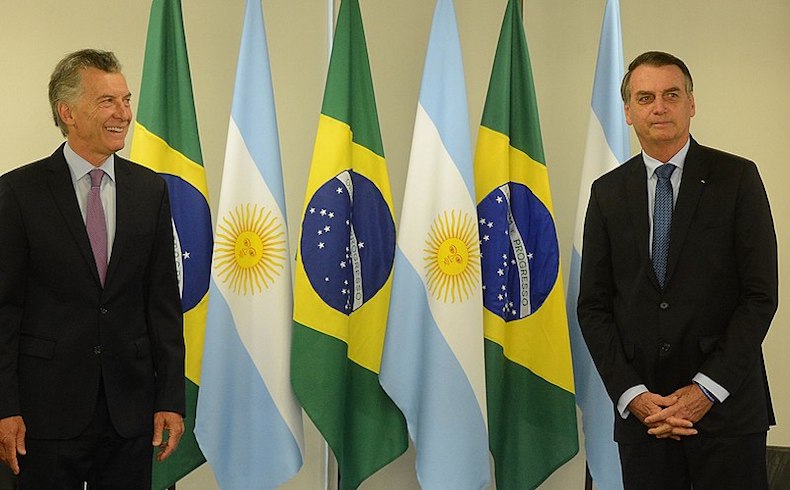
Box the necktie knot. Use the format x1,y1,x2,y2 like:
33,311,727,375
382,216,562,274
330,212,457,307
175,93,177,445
90,168,105,188
655,163,676,180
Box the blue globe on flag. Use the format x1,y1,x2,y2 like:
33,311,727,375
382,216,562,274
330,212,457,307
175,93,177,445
301,170,395,315
162,174,213,312
477,182,558,322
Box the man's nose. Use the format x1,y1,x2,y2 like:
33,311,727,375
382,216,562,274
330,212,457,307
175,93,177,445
114,101,131,120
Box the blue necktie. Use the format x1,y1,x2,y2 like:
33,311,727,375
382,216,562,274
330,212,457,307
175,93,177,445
652,164,676,288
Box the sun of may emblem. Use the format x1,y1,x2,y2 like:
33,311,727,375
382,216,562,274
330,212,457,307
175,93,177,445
424,209,480,303
213,203,286,295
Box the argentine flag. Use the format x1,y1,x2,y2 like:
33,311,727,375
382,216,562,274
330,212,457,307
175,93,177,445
379,0,490,488
194,0,304,488
566,0,629,488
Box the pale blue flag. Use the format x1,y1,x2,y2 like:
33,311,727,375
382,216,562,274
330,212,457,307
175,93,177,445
566,0,629,488
194,0,304,488
379,0,490,488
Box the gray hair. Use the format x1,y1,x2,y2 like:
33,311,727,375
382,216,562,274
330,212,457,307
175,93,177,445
48,49,123,136
620,51,694,103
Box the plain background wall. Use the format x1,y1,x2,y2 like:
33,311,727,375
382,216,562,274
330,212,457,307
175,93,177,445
1,1,788,488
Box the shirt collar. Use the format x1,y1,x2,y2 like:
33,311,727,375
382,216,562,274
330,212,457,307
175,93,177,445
63,143,116,183
642,137,691,177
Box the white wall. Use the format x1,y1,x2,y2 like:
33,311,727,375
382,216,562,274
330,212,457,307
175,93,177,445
1,1,788,488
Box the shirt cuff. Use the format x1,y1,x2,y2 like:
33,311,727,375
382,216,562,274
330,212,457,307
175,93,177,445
693,372,730,402
617,384,648,419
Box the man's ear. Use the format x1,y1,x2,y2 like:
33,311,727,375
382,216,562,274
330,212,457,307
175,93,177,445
57,101,73,128
624,103,633,126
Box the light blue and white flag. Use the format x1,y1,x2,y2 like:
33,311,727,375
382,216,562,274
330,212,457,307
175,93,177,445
566,0,629,488
194,0,304,488
379,1,489,488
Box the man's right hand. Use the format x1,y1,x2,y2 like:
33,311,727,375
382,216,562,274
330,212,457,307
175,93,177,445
0,416,26,475
628,391,697,440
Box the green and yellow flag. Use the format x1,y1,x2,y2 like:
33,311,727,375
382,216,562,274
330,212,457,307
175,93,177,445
129,0,212,487
473,1,578,488
291,0,407,488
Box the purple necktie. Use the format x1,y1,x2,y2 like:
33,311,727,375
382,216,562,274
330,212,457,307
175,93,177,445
87,168,108,286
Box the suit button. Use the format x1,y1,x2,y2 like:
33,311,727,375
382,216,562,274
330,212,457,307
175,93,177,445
100,307,108,315
660,342,671,353
659,302,670,310
93,346,102,355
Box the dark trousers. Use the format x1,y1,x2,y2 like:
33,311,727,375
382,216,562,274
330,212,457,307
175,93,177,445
619,432,768,490
0,464,16,490
17,387,152,490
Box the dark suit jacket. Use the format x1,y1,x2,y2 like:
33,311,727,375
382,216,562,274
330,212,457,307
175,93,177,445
577,138,777,444
0,145,185,439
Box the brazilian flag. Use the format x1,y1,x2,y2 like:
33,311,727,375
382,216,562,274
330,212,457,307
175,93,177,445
129,0,212,487
473,1,579,488
290,0,407,489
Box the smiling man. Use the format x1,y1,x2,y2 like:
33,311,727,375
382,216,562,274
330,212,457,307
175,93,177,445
578,51,777,489
0,49,185,489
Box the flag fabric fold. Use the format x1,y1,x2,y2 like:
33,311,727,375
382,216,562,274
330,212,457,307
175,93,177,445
567,0,630,488
290,0,408,488
194,0,304,488
129,0,212,487
473,1,579,488
379,1,490,488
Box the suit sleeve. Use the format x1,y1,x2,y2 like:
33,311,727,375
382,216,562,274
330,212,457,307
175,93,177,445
577,180,644,404
0,179,27,419
698,161,777,395
145,183,186,415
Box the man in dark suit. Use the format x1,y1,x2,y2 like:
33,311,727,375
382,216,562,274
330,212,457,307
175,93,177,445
578,51,777,489
0,49,185,488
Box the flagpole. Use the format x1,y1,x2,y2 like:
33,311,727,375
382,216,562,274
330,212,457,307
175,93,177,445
324,1,334,489
327,0,334,59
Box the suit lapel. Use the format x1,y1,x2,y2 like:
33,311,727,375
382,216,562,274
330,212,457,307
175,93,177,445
44,147,103,287
624,155,657,288
105,157,133,287
665,139,710,287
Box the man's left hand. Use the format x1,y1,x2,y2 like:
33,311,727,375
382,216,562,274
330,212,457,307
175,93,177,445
152,411,185,462
644,384,714,438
